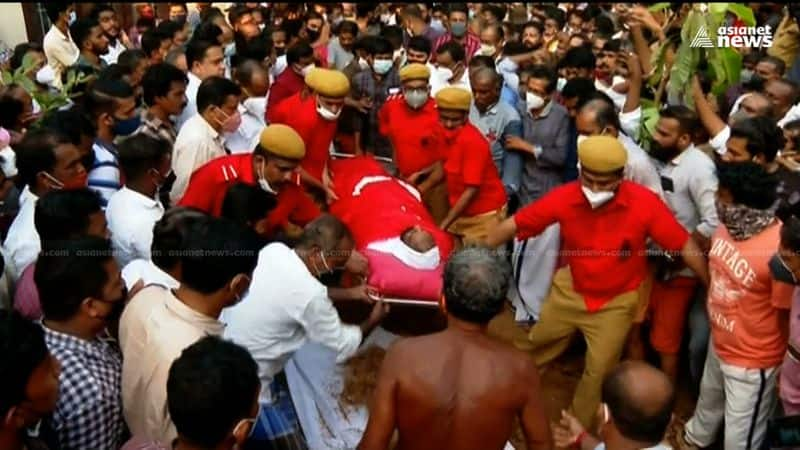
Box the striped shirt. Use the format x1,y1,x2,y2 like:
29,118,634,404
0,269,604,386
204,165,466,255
431,32,481,63
87,139,121,207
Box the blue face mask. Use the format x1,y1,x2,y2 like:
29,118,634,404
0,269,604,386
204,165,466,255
224,42,236,58
770,253,798,285
68,11,77,26
450,22,467,37
113,115,141,137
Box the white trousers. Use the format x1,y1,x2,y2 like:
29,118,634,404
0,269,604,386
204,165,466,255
684,342,779,450
508,224,561,322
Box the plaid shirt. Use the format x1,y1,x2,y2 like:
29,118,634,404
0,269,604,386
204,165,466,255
351,68,401,158
134,110,177,147
44,325,126,450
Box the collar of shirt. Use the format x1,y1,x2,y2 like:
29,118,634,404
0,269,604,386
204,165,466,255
51,24,72,42
94,138,118,156
20,184,38,207
194,114,221,141
164,291,225,335
118,186,164,211
241,97,267,122
472,102,499,117
530,99,554,119
42,324,110,360
669,144,696,166
187,72,202,88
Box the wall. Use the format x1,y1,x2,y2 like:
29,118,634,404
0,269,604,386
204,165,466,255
0,3,28,48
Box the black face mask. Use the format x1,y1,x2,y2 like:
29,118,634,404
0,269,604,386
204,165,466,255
172,14,187,27
81,152,95,172
275,46,286,56
769,253,798,285
306,27,321,41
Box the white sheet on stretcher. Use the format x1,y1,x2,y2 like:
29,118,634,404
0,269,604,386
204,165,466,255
284,327,517,450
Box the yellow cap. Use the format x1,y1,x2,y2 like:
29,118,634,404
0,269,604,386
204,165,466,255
577,135,628,173
434,87,472,111
259,124,306,160
304,67,350,97
399,63,430,82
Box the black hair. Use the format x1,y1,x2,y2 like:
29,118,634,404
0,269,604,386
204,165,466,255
89,3,115,21
119,134,171,182
232,37,272,68
528,64,557,93
729,116,785,162
180,217,261,294
381,26,404,50
407,35,431,56
444,246,511,324
199,6,224,23
338,20,359,37
35,188,103,243
70,17,101,50
151,207,209,272
118,49,147,73
186,39,220,71
37,107,96,147
169,2,188,13
196,77,241,114
436,40,465,63
221,182,278,228
10,42,44,72
136,16,156,31
192,22,223,46
16,129,74,189
0,310,50,417
560,45,596,70
286,41,314,66
659,105,700,136
97,63,133,84
543,5,566,29
602,39,623,53
781,214,800,253
594,15,615,36
84,78,135,120
483,4,507,23
601,362,676,445
716,161,778,210
759,55,786,76
35,236,115,321
448,3,469,17
142,63,188,106
45,3,70,25
469,55,496,71
156,21,183,42
227,4,252,25
356,4,374,19
142,30,168,59
0,85,27,130
370,36,393,56
522,20,544,36
167,336,260,447
502,40,529,57
561,77,596,100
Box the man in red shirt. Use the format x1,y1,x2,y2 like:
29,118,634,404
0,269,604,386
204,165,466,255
379,63,448,224
434,87,507,245
177,124,320,238
269,67,349,202
487,135,709,428
265,41,315,121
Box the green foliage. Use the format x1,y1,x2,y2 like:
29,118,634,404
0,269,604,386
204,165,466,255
648,3,672,13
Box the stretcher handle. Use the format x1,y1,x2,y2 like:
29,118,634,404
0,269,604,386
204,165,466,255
330,151,393,164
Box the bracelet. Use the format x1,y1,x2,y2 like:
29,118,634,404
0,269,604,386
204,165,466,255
572,430,588,448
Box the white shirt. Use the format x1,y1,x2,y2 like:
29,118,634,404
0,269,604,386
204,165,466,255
121,259,179,291
595,77,628,112
271,54,288,80
225,97,266,154
430,67,471,97
618,133,665,199
170,114,227,204
175,72,202,131
709,125,731,156
619,107,642,142
87,140,121,208
223,243,362,404
106,187,166,268
779,102,800,128
101,39,126,65
43,25,79,89
2,185,38,282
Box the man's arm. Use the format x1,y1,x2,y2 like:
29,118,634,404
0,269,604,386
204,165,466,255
535,115,570,170
520,359,554,450
440,186,477,230
680,237,709,287
357,344,400,450
486,216,518,248
688,163,720,251
501,118,524,196
691,75,727,138
416,161,444,194
621,52,642,114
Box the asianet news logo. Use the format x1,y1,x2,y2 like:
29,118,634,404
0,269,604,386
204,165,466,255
690,25,773,48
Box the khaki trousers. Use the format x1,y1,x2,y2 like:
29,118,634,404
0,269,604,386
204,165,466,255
526,266,640,428
448,205,508,246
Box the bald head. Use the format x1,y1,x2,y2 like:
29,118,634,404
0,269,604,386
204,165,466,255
602,361,675,446
576,98,620,137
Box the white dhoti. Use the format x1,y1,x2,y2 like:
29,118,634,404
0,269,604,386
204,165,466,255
508,223,561,322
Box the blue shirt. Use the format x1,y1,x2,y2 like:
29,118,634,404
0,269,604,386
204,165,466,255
469,101,523,196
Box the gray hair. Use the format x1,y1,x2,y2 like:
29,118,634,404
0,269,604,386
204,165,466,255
472,66,501,87
443,246,511,324
296,213,353,252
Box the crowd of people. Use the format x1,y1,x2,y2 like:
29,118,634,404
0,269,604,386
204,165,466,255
0,2,799,450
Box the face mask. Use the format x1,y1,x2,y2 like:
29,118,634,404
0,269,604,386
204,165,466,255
300,63,315,77
430,19,445,33
68,11,77,25
557,77,567,93
172,14,187,27
275,46,286,56
113,115,142,137
312,250,335,277
306,27,321,41
257,159,277,194
217,107,242,133
42,171,88,191
769,253,798,285
358,57,370,70
436,66,454,82
393,48,407,67
380,13,393,24
450,22,467,38
373,58,393,75
404,89,429,109
581,185,615,209
316,101,341,121
224,42,236,58
577,134,589,147
526,91,545,111
479,44,496,56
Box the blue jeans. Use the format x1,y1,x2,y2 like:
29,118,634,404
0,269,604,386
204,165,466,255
688,288,710,391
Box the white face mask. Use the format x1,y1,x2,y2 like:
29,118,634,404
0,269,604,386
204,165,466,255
479,44,496,56
526,91,546,111
404,88,429,109
436,66,454,82
316,101,341,121
393,48,406,67
358,57,370,70
300,64,315,77
68,11,77,25
577,134,589,146
430,19,445,32
373,58,393,75
556,77,567,92
581,185,615,209
257,160,277,194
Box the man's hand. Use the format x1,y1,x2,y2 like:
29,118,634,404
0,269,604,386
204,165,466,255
120,29,133,48
366,300,390,327
552,410,586,449
505,136,535,154
407,170,424,185
345,250,370,277
322,165,339,204
690,74,703,98
348,284,382,303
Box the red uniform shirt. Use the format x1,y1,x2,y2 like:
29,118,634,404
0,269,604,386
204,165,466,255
177,153,320,236
378,95,443,178
514,181,690,312
328,156,453,258
442,123,507,216
265,68,305,123
269,92,337,184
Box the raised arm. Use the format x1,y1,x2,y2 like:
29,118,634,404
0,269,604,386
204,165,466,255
691,75,727,138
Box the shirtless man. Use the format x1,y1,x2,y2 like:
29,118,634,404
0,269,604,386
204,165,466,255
358,247,553,450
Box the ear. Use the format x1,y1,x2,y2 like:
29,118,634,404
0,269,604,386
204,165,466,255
82,297,103,319
4,406,20,429
229,273,251,298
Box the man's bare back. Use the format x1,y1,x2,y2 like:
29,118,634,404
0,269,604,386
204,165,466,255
359,325,553,450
